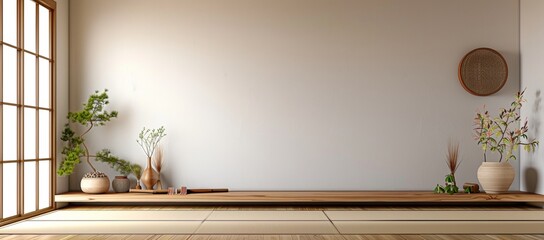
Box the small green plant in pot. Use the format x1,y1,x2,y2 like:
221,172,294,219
58,89,122,193
131,164,143,190
434,142,461,195
474,89,539,193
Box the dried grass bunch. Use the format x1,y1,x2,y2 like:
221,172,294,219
153,146,164,173
446,141,461,176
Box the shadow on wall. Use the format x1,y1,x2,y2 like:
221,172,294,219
524,90,541,192
532,90,542,138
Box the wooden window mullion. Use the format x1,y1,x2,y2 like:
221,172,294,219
0,0,4,221
34,1,39,210
17,0,24,218
47,2,54,209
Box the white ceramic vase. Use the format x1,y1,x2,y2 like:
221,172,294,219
81,176,110,194
477,162,515,194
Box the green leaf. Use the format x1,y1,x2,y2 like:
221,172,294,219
95,149,133,176
434,184,445,194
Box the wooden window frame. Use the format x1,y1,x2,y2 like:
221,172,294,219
0,0,56,227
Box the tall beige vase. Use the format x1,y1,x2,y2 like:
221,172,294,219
477,162,515,194
140,157,159,190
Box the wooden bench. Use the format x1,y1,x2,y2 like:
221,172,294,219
55,191,544,204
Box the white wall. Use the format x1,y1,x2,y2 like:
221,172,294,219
55,0,69,195
68,0,521,191
520,0,544,194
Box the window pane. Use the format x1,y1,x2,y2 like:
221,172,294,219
3,105,17,161
24,53,36,106
38,59,50,108
38,160,50,209
38,6,50,57
3,163,17,218
38,110,50,158
24,0,37,53
24,108,36,160
3,0,17,45
24,161,36,214
3,46,17,104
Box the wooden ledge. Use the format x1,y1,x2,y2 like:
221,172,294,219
55,191,544,204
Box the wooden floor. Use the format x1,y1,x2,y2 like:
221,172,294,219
2,205,544,238
55,191,544,204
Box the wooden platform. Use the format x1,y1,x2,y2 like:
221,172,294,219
55,191,544,204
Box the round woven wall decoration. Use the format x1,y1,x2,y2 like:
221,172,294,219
458,48,508,96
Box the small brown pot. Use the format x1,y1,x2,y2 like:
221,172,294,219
477,162,515,194
112,176,130,193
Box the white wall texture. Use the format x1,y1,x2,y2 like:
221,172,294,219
66,0,521,191
55,0,69,194
520,0,544,194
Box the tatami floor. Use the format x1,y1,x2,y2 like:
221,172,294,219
1,205,544,239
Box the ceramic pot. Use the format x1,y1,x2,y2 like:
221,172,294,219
477,162,515,194
112,176,130,193
140,157,158,190
81,176,110,194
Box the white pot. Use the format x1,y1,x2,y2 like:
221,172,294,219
81,176,110,194
477,162,515,194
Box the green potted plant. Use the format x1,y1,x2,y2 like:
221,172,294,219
434,142,461,195
97,149,141,193
57,89,122,193
136,126,166,189
474,90,539,193
132,164,143,190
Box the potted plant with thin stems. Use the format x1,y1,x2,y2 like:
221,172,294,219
137,126,166,189
57,89,124,193
474,89,539,193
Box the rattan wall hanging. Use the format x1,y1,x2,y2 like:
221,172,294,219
458,48,508,96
